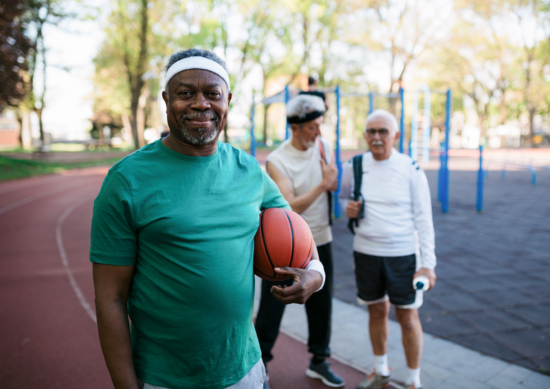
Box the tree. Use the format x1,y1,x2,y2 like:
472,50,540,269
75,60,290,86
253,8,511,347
21,0,69,148
0,0,30,111
425,14,514,141
105,0,151,149
351,0,451,95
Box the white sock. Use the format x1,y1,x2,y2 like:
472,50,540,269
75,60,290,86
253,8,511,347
406,368,421,387
373,354,389,376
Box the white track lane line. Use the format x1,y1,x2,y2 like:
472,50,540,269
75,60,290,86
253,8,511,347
0,182,91,216
56,195,97,323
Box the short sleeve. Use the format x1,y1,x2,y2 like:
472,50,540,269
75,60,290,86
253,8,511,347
260,169,291,210
90,170,137,265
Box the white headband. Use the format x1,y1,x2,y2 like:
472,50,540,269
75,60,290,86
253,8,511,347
164,56,231,91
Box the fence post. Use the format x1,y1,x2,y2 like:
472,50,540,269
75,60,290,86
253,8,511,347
476,146,484,213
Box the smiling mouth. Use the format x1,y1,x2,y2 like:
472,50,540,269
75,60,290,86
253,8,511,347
180,112,218,128
185,118,213,127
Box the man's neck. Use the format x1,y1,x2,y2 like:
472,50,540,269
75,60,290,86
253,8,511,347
162,133,219,157
290,135,308,151
371,149,392,161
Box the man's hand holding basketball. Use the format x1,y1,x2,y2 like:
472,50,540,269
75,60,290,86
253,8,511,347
270,266,323,305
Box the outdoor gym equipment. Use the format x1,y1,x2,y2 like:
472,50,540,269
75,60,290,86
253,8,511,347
477,146,484,212
501,163,537,186
410,87,452,213
367,89,406,152
249,85,453,215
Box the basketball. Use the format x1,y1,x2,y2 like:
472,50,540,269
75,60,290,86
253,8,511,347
254,208,314,281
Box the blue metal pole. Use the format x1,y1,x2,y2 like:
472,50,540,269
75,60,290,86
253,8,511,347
250,103,256,158
422,86,431,164
334,85,342,218
368,92,374,114
284,84,290,139
442,89,452,214
438,142,444,203
476,145,484,212
411,92,419,162
399,88,405,153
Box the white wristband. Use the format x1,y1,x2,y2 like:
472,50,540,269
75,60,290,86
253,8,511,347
305,260,325,292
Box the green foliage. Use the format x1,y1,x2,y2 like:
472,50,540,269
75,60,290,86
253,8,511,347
89,0,550,147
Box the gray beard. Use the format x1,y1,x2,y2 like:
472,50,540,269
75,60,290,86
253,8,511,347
178,112,221,146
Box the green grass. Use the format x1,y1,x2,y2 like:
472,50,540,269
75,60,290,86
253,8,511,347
0,156,124,182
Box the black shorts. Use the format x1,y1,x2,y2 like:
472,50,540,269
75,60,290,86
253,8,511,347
353,252,421,308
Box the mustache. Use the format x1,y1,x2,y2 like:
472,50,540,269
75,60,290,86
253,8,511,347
371,141,384,146
180,111,219,121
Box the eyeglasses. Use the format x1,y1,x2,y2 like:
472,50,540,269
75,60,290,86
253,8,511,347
366,128,390,138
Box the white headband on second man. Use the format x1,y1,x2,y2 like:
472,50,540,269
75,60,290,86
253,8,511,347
165,56,231,91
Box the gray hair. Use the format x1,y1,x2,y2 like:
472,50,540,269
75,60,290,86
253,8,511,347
286,95,326,119
365,109,399,134
166,49,230,92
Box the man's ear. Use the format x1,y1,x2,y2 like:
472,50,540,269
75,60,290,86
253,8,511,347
394,131,400,142
289,123,300,133
162,91,169,109
227,91,232,105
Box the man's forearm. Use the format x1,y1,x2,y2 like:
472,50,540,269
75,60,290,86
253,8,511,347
96,300,139,389
288,183,328,214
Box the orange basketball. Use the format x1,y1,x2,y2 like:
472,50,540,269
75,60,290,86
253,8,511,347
254,208,314,281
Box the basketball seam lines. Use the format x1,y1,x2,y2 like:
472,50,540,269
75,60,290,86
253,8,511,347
282,209,295,268
301,240,313,269
259,210,277,279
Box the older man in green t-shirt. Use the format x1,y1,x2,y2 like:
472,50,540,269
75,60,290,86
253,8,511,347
90,48,324,389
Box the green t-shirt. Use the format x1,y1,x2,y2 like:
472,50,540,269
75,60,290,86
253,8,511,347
90,140,289,389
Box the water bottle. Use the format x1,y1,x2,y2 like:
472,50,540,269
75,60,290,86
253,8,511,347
413,275,429,291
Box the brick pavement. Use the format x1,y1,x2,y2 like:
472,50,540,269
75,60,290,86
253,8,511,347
331,158,550,376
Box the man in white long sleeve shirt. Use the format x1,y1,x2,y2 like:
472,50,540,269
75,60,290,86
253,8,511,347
338,109,436,389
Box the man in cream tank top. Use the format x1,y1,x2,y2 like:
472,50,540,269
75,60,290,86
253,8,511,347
255,94,345,388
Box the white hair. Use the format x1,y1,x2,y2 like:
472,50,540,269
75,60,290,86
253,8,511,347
365,109,399,134
286,95,326,119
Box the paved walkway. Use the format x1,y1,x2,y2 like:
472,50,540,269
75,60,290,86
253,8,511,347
254,148,550,387
256,293,550,388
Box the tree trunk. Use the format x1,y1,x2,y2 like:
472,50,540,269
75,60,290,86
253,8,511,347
36,107,45,145
130,97,141,149
223,121,229,143
121,112,132,139
528,107,536,147
137,88,149,146
127,0,148,150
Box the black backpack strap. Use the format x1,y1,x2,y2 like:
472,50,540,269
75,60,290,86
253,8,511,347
347,154,364,235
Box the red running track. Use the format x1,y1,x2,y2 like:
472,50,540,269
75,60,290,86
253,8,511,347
0,168,366,389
